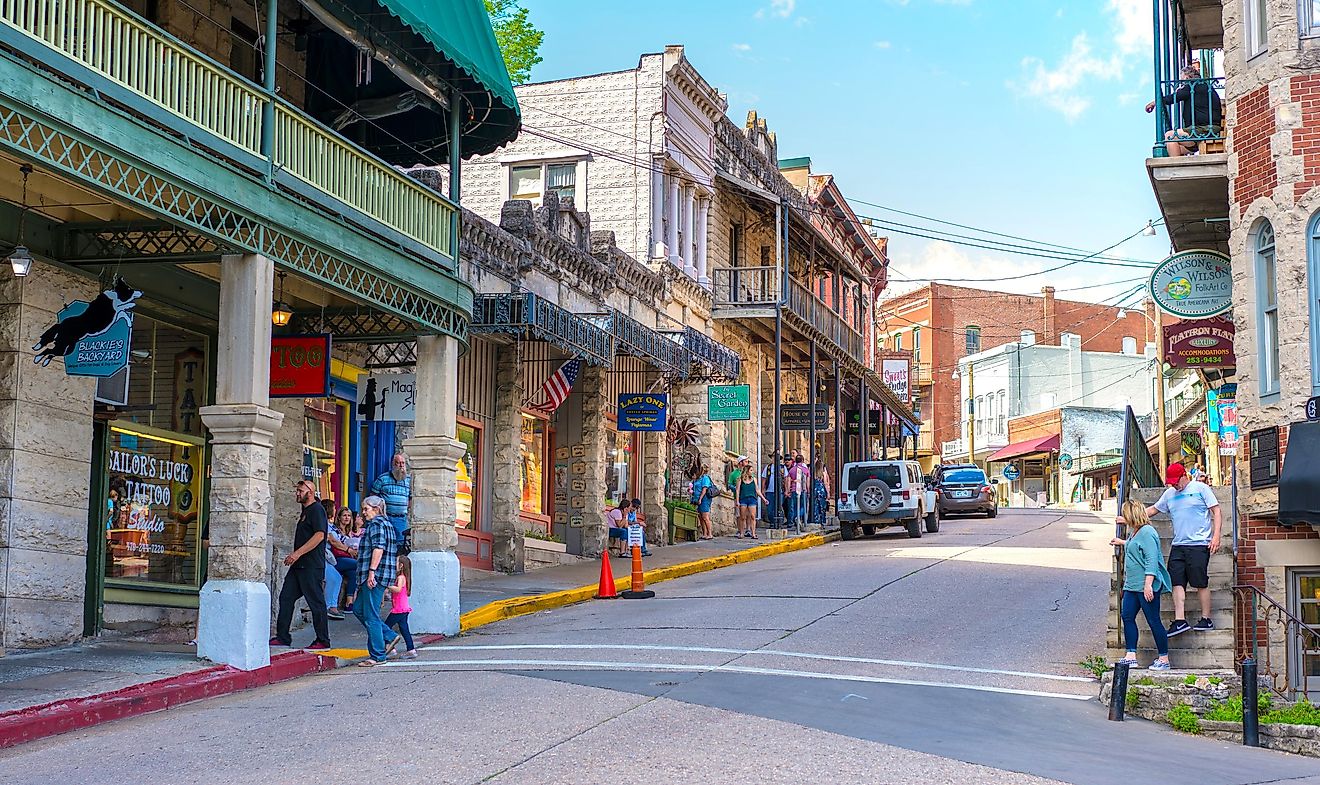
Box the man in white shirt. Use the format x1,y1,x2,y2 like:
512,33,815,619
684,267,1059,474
1143,462,1221,637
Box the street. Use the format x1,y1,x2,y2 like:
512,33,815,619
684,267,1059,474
2,508,1315,785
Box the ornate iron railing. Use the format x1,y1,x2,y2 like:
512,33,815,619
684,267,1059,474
786,276,863,362
470,293,613,367
1234,584,1320,701
0,0,456,262
661,326,740,382
711,265,778,307
604,310,690,380
1152,76,1224,156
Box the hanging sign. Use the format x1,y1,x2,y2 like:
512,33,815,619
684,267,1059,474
617,393,668,432
881,358,911,402
1218,400,1239,456
1163,316,1235,369
844,409,882,436
1002,464,1021,481
34,278,141,377
356,372,416,421
270,334,331,397
780,404,830,430
707,385,751,421
1058,453,1074,471
1148,250,1232,318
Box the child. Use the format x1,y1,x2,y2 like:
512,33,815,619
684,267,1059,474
384,553,416,659
1112,499,1173,670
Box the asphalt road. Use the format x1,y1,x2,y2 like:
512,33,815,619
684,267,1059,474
3,508,1318,785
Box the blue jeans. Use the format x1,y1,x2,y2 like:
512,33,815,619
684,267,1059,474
353,582,398,662
335,557,358,600
385,611,414,652
763,491,779,524
1121,589,1169,657
324,561,342,610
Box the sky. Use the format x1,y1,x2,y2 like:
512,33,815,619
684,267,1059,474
519,0,1165,308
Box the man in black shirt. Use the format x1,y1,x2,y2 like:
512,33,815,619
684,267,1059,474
1146,64,1223,157
269,479,331,649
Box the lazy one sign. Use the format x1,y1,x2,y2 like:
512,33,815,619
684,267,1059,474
270,334,331,397
1148,250,1232,319
34,278,141,377
618,393,668,432
357,372,416,422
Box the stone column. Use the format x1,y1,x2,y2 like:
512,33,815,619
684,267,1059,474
696,195,711,285
578,364,610,558
490,342,525,572
682,185,697,277
666,174,681,267
403,334,464,635
650,166,666,259
197,253,285,671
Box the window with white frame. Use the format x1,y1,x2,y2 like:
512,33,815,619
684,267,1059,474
975,396,985,436
997,391,1007,434
508,161,581,207
1310,212,1320,395
913,327,921,363
1256,221,1280,397
894,333,903,351
1246,0,1268,57
1303,0,1320,37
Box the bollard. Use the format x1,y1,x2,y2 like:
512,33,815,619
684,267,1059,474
1108,660,1131,722
1242,658,1260,747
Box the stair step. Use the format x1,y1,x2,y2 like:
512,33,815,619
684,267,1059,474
1107,647,1236,670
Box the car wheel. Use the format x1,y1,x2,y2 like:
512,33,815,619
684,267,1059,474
854,479,892,516
905,515,922,538
987,506,998,519
861,524,877,537
840,522,857,540
925,508,940,533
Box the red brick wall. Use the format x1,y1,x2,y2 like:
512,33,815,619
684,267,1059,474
1234,84,1276,214
1292,75,1320,200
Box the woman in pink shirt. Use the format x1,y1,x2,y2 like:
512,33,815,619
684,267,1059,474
383,554,416,659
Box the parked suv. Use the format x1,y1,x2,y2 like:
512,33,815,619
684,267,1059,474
837,460,939,540
933,464,998,518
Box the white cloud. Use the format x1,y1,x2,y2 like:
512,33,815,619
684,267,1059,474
754,0,796,19
874,40,893,49
732,42,752,52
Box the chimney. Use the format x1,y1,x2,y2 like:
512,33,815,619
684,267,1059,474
1042,286,1057,345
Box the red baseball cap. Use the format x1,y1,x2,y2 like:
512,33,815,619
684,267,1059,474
1165,463,1186,486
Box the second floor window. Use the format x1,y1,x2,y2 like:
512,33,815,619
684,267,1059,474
965,325,981,354
1305,0,1320,37
913,327,921,363
1256,221,1280,397
1246,0,1268,57
894,333,903,351
509,162,580,206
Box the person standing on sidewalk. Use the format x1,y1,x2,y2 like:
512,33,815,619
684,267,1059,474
811,456,830,527
690,463,716,540
354,495,400,666
1112,499,1173,670
384,553,416,659
761,453,785,527
736,457,765,539
270,480,331,651
1140,462,1221,637
372,453,412,549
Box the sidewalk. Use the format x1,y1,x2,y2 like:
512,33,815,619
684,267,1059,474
0,530,832,747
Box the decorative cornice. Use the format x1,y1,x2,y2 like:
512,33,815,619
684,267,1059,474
592,229,664,302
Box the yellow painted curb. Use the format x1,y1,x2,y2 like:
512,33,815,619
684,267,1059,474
458,532,837,633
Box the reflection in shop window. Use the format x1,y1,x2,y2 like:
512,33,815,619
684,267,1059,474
303,400,342,505
605,430,635,508
520,413,546,516
457,423,480,529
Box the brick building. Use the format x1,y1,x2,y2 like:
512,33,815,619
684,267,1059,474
876,283,1157,471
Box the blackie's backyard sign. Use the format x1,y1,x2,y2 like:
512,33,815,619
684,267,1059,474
34,277,140,377
1163,316,1235,369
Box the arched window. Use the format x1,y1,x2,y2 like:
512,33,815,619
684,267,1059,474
1255,221,1279,398
1309,212,1320,395
1122,336,1137,355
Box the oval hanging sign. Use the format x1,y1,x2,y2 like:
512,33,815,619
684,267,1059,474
1148,249,1232,319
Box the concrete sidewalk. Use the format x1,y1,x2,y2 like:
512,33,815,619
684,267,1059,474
0,529,831,746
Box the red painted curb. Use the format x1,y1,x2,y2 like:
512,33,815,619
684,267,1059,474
0,650,336,750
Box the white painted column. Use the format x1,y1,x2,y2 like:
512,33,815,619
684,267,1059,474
197,253,285,671
650,165,666,259
666,174,681,266
696,194,711,285
682,184,696,277
403,333,465,635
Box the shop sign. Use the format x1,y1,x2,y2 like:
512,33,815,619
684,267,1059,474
35,278,141,377
707,384,751,421
618,393,668,432
780,404,830,431
844,409,882,436
1218,399,1239,457
1306,396,1320,422
1059,453,1074,471
1163,316,1235,369
1249,426,1280,489
1002,463,1021,481
882,358,911,402
1148,250,1232,319
270,334,331,397
355,372,415,422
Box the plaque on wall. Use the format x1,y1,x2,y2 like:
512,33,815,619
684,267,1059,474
556,446,570,460
554,462,568,492
570,496,586,509
554,512,568,525
571,444,586,458
1249,426,1281,489
571,479,586,493
569,515,584,528
571,460,586,475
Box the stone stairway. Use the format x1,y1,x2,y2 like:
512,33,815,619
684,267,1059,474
1105,486,1236,670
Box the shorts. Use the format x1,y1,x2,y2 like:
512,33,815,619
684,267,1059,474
1168,544,1210,589
697,500,713,514
738,499,758,507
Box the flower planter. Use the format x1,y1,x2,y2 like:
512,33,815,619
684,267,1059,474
668,506,699,543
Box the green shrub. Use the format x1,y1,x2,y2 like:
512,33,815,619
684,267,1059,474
1207,676,1223,686
1126,687,1140,709
1263,698,1320,727
1078,654,1110,678
1203,693,1274,723
1133,676,1156,686
1184,674,1198,686
1167,704,1202,734
664,499,697,513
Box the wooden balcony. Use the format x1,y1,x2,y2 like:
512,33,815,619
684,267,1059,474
711,265,863,364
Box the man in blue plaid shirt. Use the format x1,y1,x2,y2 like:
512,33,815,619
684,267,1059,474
353,494,400,665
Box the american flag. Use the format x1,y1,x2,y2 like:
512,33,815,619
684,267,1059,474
529,359,581,413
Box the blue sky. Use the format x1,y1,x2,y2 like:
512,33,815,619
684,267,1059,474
520,0,1164,305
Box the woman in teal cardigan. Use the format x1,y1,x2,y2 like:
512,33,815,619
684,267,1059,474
1112,499,1173,670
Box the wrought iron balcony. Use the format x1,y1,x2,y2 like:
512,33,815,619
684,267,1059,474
1152,76,1224,157
470,293,613,367
0,0,456,265
711,265,778,310
785,276,863,362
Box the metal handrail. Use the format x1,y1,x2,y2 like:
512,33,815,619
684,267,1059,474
1153,76,1224,155
1233,583,1320,701
711,265,778,306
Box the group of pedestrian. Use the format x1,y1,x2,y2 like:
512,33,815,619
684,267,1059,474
606,498,651,556
269,454,419,666
757,449,830,530
1112,461,1222,669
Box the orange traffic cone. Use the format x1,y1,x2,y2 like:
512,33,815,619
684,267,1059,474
595,550,619,599
621,545,655,599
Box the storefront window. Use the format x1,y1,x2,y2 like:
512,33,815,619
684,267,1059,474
303,400,344,506
104,421,206,588
457,422,480,529
520,413,546,516
605,429,636,509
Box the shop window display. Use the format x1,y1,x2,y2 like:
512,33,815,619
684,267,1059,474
520,413,546,516
605,429,636,508
457,422,480,528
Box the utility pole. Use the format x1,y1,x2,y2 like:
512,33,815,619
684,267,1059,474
1154,307,1168,470
967,361,976,468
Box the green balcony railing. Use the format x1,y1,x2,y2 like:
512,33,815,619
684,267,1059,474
0,0,454,261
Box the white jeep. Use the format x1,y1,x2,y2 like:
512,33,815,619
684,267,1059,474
837,460,939,540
